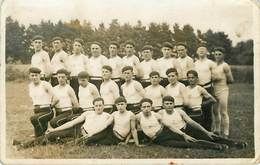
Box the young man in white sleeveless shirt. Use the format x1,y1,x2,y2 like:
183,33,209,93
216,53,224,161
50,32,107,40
157,42,182,87
165,68,188,110
107,41,123,88
122,40,141,80
176,42,194,86
100,65,120,114
50,37,69,86
88,41,108,90
144,71,166,112
67,38,89,99
139,45,158,88
50,69,79,128
135,98,224,150
28,67,58,137
158,96,247,149
31,35,51,81
194,44,216,131
211,47,234,138
121,66,145,114
185,70,217,128
77,71,100,113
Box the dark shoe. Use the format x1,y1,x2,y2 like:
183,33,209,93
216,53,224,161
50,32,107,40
12,139,21,146
234,141,248,149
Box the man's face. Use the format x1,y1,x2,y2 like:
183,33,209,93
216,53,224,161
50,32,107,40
109,44,118,56
57,73,67,85
123,70,133,81
78,78,89,87
161,47,172,58
141,102,152,116
33,40,43,52
167,72,178,85
125,44,134,55
94,100,104,114
150,75,160,85
214,50,224,62
116,102,127,113
163,101,175,112
52,40,63,52
187,73,197,85
177,45,187,58
102,69,112,80
197,47,208,58
29,73,41,84
91,44,101,57
142,50,152,61
73,42,82,54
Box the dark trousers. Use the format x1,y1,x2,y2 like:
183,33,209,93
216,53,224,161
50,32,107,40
86,125,122,145
182,123,244,147
183,108,203,125
159,78,169,88
152,127,222,150
70,76,79,100
50,110,73,128
127,103,141,114
30,107,54,137
50,76,59,87
201,86,214,131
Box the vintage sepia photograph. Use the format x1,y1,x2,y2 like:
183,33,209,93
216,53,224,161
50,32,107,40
0,0,259,164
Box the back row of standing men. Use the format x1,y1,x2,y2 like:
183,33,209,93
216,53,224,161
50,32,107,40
29,35,234,138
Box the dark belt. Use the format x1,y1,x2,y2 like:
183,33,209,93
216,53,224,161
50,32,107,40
113,130,125,141
112,78,121,82
174,105,183,108
82,107,94,111
200,81,212,87
140,79,151,83
127,103,140,107
33,106,51,113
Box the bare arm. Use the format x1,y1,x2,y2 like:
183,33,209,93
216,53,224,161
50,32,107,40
68,86,79,108
180,84,189,106
223,63,234,84
45,82,59,107
200,86,217,103
135,82,145,97
91,85,100,98
130,114,141,146
48,113,86,132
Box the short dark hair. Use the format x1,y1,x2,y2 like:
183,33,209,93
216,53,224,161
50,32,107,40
29,67,41,74
93,97,104,105
197,43,207,49
73,38,84,46
176,42,187,48
140,98,153,106
109,41,119,48
149,71,160,78
122,66,133,73
141,45,153,51
32,35,44,41
124,40,135,47
166,68,178,76
161,42,173,49
162,96,175,103
115,97,127,104
56,68,69,76
213,47,225,53
52,36,63,43
78,71,89,79
91,41,102,48
187,70,198,78
102,65,112,73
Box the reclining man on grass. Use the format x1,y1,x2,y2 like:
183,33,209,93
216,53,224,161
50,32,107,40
13,97,142,149
135,97,247,150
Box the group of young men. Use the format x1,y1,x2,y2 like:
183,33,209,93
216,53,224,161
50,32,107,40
13,35,246,151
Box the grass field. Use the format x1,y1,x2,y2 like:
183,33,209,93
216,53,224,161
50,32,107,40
5,81,254,159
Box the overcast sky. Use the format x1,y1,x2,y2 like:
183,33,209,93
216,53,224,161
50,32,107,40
3,0,254,45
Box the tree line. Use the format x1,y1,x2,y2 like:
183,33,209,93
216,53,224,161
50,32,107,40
6,16,253,65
